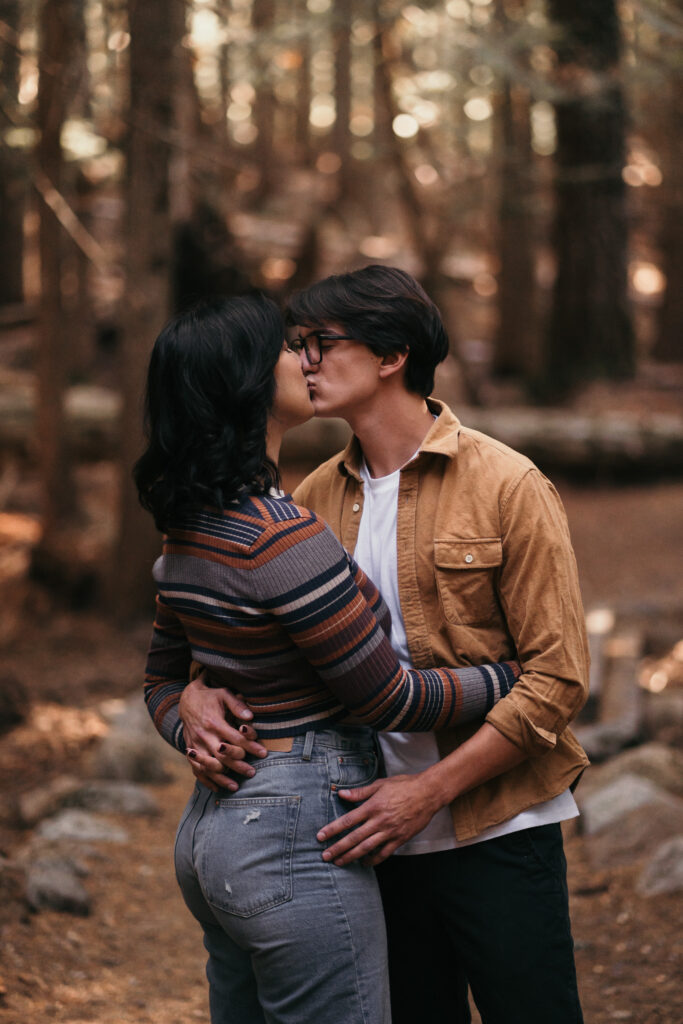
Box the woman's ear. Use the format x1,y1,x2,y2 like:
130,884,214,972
378,348,409,380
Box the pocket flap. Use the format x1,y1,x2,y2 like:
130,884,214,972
434,538,503,570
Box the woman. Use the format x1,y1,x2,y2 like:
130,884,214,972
136,294,520,1024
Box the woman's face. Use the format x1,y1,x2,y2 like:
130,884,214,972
271,342,314,430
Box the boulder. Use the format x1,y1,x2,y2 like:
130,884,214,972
578,777,683,868
637,835,683,897
573,721,642,763
578,743,683,800
25,856,90,915
88,695,175,784
66,781,159,816
36,809,128,844
577,774,672,836
18,775,82,827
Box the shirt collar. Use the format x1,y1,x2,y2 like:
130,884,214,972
337,398,461,480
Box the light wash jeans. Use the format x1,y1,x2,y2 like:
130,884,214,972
174,726,391,1024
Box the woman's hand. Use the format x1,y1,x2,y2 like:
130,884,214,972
179,673,268,792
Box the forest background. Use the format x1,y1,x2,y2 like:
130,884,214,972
0,1,682,1022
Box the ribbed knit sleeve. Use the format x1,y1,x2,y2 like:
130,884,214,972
251,515,520,732
144,596,190,752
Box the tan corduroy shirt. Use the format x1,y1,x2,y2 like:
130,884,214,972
293,399,590,841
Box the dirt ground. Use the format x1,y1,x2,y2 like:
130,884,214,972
0,478,682,1024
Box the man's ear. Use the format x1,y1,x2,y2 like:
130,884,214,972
378,348,409,380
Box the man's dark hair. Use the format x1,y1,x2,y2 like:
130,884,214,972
285,265,449,398
134,294,283,532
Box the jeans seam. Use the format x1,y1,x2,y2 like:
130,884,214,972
323,761,373,1024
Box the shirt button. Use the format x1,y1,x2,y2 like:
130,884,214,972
352,502,360,512
465,553,474,563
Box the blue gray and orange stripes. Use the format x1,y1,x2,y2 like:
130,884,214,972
144,493,521,751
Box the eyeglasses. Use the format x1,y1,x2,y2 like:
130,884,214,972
286,330,356,365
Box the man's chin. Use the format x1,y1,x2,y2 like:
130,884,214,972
309,394,345,420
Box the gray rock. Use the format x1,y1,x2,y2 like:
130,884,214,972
578,774,673,835
573,720,641,763
579,743,683,800
88,695,174,784
66,781,159,816
637,835,683,897
18,775,82,827
36,809,128,844
26,856,91,915
582,792,683,868
88,732,173,784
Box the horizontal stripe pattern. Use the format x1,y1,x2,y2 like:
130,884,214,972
144,495,521,750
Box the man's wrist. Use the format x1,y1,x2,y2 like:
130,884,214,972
418,762,457,815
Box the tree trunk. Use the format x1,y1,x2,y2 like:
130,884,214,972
653,80,683,362
34,0,78,563
494,81,537,378
543,0,634,399
0,0,25,306
251,0,276,205
295,0,311,159
372,17,440,290
112,0,180,618
333,1,353,198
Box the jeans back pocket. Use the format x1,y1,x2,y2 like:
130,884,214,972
200,796,300,918
329,753,378,790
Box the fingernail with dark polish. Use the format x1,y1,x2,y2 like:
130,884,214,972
218,743,227,753
187,749,198,759
239,725,248,735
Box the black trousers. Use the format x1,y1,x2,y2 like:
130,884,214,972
375,823,584,1024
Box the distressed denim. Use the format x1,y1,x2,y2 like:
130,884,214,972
174,726,390,1024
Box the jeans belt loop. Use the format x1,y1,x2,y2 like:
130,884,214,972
302,729,315,761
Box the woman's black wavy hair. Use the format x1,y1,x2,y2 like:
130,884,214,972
134,293,283,532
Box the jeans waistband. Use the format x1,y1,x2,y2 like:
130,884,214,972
261,725,376,756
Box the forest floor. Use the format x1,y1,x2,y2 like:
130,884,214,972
0,477,682,1024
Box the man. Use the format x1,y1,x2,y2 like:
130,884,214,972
183,265,589,1023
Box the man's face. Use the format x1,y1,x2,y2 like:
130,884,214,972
294,323,383,421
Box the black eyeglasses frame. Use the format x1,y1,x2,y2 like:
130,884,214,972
286,330,356,365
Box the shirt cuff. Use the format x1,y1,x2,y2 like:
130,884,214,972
486,701,558,756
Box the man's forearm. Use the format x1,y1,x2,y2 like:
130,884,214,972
419,722,526,811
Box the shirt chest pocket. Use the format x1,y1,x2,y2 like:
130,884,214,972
434,538,503,626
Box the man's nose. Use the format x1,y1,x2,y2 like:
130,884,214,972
300,349,318,372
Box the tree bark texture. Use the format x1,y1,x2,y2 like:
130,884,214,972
113,0,181,617
544,0,635,398
494,81,537,378
0,0,25,305
294,0,311,157
333,0,352,197
251,0,276,204
653,79,683,362
35,0,80,551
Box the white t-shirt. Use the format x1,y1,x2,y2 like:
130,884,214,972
353,457,578,855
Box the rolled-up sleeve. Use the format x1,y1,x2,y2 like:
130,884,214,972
485,469,590,756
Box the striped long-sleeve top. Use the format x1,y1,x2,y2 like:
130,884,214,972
144,492,520,751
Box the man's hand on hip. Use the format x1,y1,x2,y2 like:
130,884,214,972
316,773,441,867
